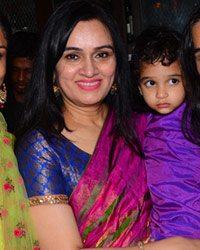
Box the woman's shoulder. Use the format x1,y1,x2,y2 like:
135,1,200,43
0,112,8,132
0,112,16,147
19,127,48,142
16,127,68,160
16,127,51,154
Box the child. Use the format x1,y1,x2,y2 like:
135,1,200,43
132,26,200,241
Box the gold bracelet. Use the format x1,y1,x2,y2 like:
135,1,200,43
137,241,144,250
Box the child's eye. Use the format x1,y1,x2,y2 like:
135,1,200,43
145,80,155,87
169,78,178,85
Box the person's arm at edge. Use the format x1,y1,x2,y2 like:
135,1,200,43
31,204,200,250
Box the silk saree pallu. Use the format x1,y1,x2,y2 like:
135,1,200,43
70,111,151,248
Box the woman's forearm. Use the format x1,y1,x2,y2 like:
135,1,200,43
32,204,200,250
83,237,200,250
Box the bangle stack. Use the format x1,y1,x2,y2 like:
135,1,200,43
137,241,144,250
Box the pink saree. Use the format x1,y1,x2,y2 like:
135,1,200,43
70,111,151,248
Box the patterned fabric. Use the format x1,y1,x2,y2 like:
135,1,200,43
16,130,90,199
70,111,151,247
16,110,151,247
0,112,39,250
144,102,200,240
29,194,68,206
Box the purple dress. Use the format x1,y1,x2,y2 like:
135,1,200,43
144,102,200,240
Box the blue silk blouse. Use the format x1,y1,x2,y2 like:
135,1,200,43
16,128,91,199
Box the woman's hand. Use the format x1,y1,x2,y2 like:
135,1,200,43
142,237,200,250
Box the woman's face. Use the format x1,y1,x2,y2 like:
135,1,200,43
0,28,7,87
55,19,116,108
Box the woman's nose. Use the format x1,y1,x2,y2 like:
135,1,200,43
80,57,98,77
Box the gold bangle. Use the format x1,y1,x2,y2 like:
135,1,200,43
137,241,144,250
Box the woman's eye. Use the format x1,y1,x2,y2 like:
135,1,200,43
195,53,200,62
96,52,109,58
169,78,178,85
145,80,155,87
0,52,6,59
65,54,78,60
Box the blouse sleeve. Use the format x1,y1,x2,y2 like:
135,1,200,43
16,129,68,204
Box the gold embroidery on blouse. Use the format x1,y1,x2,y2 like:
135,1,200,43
29,194,68,206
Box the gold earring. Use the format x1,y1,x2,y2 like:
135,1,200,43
0,83,7,104
53,82,60,97
110,83,117,95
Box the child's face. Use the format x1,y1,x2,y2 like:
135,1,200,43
139,60,185,114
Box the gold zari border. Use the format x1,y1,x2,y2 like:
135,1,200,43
29,194,68,206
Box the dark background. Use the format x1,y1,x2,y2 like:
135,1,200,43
0,0,199,53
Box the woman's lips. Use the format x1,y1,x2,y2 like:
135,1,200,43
75,79,102,91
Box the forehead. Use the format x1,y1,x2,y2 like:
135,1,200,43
66,19,113,47
140,60,181,75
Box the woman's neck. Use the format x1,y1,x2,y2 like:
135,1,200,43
61,102,108,154
63,102,108,128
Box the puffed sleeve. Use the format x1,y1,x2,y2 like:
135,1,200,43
16,129,67,203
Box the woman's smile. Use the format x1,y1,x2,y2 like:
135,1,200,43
75,79,102,90
55,19,116,108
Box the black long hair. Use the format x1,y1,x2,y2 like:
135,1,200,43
180,6,200,145
17,0,143,155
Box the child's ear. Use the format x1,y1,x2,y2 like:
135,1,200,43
138,86,143,95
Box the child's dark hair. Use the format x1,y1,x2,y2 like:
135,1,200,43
132,26,181,112
132,26,200,146
132,26,181,86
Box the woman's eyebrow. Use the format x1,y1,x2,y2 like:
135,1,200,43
64,47,82,51
64,45,114,51
94,45,114,51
